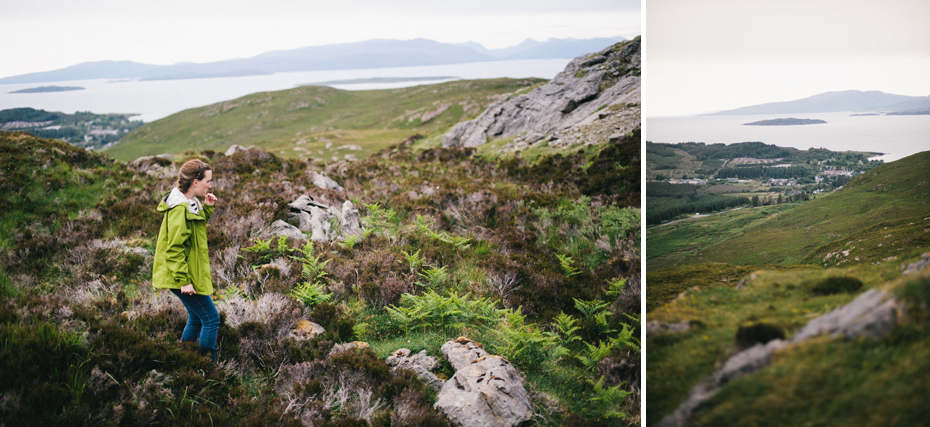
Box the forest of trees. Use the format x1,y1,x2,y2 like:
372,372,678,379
646,182,751,225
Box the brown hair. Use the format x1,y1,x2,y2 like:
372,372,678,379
175,159,211,193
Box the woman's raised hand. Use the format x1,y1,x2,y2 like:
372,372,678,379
205,193,217,205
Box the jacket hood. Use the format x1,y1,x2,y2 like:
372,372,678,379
158,187,202,215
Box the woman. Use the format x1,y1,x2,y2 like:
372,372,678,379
152,159,219,362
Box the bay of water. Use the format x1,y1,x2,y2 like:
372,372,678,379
647,112,930,162
0,58,572,123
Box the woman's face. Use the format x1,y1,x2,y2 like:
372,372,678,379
191,170,213,197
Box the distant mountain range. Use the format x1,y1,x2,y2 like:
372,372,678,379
708,90,930,115
0,37,625,85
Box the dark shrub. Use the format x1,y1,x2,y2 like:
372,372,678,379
735,322,786,350
811,276,863,295
310,302,356,342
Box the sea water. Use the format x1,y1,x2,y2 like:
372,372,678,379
647,112,930,162
0,58,572,123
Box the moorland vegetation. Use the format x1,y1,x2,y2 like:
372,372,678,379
0,123,640,426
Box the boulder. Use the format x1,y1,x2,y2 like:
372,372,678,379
225,144,248,156
340,200,363,237
328,341,369,358
263,220,307,242
289,320,325,341
790,288,903,342
288,194,329,213
385,348,444,392
441,337,489,371
309,206,335,242
309,171,344,192
434,355,533,427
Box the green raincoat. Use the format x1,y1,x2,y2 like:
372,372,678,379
152,192,214,295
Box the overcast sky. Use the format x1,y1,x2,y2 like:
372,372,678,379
645,0,930,116
0,0,640,79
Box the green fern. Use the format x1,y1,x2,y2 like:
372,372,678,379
557,253,582,277
401,249,426,274
589,375,633,419
289,241,330,281
418,265,450,289
290,281,333,307
606,277,628,298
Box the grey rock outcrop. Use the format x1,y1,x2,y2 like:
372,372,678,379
441,337,490,371
309,206,335,242
288,194,330,213
262,220,307,242
225,144,248,156
309,170,344,192
442,37,640,149
790,288,903,342
340,200,363,237
435,355,533,427
385,348,444,392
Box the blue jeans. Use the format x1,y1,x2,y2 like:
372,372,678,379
170,289,219,361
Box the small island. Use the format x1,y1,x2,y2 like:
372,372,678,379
743,117,827,126
10,85,85,94
850,113,881,116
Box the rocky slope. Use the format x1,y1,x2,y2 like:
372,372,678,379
442,37,640,150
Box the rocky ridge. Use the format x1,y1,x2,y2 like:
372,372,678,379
442,37,640,151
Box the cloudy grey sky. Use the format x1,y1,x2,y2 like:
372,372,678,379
646,0,930,116
0,0,640,79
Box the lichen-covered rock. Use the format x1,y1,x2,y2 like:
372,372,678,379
442,37,640,149
434,355,533,427
441,337,489,371
289,320,324,341
309,170,344,191
385,348,443,392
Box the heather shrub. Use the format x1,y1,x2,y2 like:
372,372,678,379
734,322,786,350
810,276,863,295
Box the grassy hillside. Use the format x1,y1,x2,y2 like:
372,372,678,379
646,256,930,425
646,150,930,426
648,150,930,271
105,78,545,162
1,131,640,426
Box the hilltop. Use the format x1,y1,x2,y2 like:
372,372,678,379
104,78,546,162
